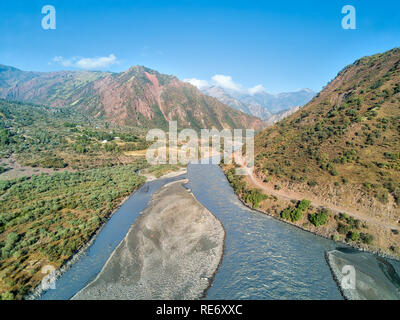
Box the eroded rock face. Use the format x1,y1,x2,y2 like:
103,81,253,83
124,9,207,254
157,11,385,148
0,64,264,130
326,249,400,300
73,180,225,300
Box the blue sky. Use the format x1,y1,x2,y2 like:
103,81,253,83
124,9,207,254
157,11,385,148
0,0,399,93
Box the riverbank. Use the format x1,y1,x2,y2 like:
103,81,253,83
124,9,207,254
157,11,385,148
222,161,400,261
139,166,187,181
25,166,189,300
221,164,400,299
235,186,399,260
72,179,225,300
25,183,145,300
325,249,400,300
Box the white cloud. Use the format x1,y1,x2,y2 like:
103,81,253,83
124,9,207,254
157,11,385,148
76,54,117,69
53,56,73,67
248,84,266,95
185,74,266,95
184,78,210,89
53,54,118,70
211,74,243,92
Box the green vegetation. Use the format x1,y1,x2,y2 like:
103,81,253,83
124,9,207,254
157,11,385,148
0,166,8,174
225,166,247,194
337,222,352,235
348,231,360,242
254,48,400,208
309,209,330,227
0,161,147,299
335,212,362,229
0,96,189,299
225,166,267,208
245,189,268,208
359,233,374,244
0,99,195,299
280,199,311,222
224,49,400,262
0,99,149,170
335,213,374,245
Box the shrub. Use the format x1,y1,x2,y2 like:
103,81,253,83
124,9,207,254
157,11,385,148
1,291,14,300
348,231,360,242
6,232,19,246
370,79,383,90
354,219,362,230
309,209,329,227
394,83,400,94
281,208,292,220
291,208,303,221
307,180,317,187
280,199,311,222
245,189,267,208
377,191,389,204
297,199,311,211
360,233,374,244
40,157,67,169
0,165,8,174
389,246,397,253
329,167,339,176
337,223,350,235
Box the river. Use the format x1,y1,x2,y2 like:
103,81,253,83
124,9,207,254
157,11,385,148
39,162,400,300
39,174,186,300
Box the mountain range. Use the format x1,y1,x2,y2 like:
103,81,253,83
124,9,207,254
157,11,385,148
0,65,264,131
188,81,315,121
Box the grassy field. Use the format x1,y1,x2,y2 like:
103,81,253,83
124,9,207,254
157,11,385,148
0,162,147,300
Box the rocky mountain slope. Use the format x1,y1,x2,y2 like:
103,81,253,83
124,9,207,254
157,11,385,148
0,65,264,130
199,84,314,120
264,106,301,126
254,47,400,221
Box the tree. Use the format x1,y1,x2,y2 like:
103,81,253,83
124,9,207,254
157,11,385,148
298,199,311,211
309,209,329,227
348,231,360,242
245,189,267,208
1,291,14,300
280,199,311,222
